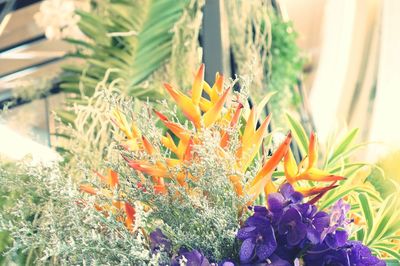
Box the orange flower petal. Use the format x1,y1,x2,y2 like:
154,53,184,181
203,81,212,96
308,132,318,169
220,104,243,148
124,202,135,231
154,110,191,142
142,136,155,155
229,175,244,196
203,88,230,127
299,168,345,182
161,133,179,155
164,83,201,127
191,64,205,106
126,160,168,177
80,184,97,195
264,180,277,195
199,97,212,112
183,138,194,161
108,169,119,188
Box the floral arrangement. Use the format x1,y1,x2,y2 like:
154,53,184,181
73,64,387,265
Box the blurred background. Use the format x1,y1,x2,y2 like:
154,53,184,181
0,0,399,164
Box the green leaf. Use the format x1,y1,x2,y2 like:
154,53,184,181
56,110,76,126
385,259,400,266
374,246,400,261
328,128,359,165
367,194,397,245
358,193,374,237
257,91,276,117
356,228,365,241
285,113,308,156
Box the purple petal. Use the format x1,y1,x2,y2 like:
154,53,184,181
306,226,321,244
240,238,256,263
246,215,270,227
253,206,269,216
287,222,307,246
219,261,235,266
290,192,304,203
278,208,300,235
312,211,330,231
237,226,257,240
149,228,172,253
256,240,277,261
325,233,339,249
269,254,292,266
280,183,295,199
257,222,277,260
268,193,285,212
335,230,348,247
279,208,302,225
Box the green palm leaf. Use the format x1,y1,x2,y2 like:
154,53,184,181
61,0,192,101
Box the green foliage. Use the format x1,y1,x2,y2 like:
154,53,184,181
0,163,158,265
62,0,196,101
285,116,400,261
368,150,400,198
0,163,31,265
354,190,400,261
285,113,309,155
103,102,245,261
266,12,304,125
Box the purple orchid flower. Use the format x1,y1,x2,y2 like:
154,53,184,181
171,248,210,266
149,228,172,253
237,206,277,263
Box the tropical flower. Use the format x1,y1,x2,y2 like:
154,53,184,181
171,248,210,266
284,132,345,202
236,183,384,265
303,241,386,266
237,206,277,263
112,64,337,206
79,169,135,231
149,228,172,253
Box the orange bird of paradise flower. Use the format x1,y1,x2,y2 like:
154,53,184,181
87,64,343,229
114,64,293,202
80,169,136,231
283,132,345,203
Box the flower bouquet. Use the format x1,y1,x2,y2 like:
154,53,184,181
75,64,392,265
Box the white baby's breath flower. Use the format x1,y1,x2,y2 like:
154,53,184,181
34,0,90,40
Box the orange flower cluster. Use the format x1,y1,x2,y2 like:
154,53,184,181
80,169,135,231
80,64,344,230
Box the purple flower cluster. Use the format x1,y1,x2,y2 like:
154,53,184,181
150,228,213,266
149,184,384,265
237,183,386,265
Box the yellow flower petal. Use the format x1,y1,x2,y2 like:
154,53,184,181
240,114,271,172
242,108,257,145
210,72,224,103
245,132,292,199
284,149,299,183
